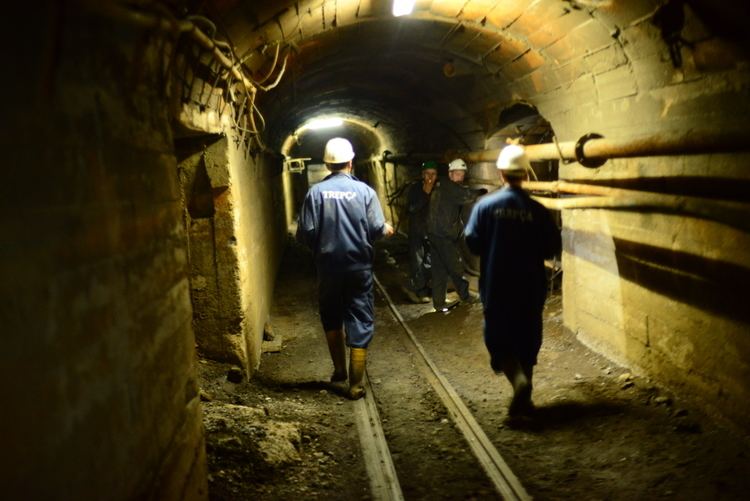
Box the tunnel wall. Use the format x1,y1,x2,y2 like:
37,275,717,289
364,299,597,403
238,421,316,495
177,138,287,375
226,141,288,372
177,139,249,368
509,6,750,430
0,7,207,499
369,160,401,231
558,154,750,432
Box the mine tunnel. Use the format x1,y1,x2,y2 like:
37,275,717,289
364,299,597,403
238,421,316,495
4,0,750,499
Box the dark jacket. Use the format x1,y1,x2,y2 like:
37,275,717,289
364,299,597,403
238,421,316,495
406,181,430,238
464,186,561,310
296,171,386,272
427,177,481,240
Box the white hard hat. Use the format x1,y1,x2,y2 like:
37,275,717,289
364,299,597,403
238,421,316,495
448,158,467,171
323,137,355,164
496,144,531,172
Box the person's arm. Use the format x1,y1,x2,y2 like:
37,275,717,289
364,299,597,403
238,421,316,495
296,192,318,249
449,181,482,205
464,203,483,256
365,189,390,240
541,208,562,259
407,182,429,214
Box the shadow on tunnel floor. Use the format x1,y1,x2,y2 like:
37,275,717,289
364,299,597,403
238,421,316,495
503,399,629,432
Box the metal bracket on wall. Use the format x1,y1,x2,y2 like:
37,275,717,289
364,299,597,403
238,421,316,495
284,157,311,173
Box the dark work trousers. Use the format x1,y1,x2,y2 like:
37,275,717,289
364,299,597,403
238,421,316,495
428,234,469,308
408,229,430,295
484,303,544,370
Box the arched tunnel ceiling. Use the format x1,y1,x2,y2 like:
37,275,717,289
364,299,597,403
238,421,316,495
256,14,515,159
265,19,503,158
193,0,750,159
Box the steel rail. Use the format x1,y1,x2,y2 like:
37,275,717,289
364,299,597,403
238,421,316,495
373,275,532,501
353,376,405,501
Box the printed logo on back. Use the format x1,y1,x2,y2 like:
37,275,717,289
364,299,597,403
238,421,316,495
323,191,357,201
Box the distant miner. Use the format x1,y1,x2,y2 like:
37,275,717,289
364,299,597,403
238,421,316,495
404,160,438,304
426,158,483,311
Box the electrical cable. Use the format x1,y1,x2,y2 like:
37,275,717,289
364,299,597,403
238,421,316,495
90,1,284,154
254,49,290,91
253,42,281,84
186,15,217,38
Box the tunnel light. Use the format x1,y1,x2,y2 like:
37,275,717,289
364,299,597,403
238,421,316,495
305,117,344,130
392,0,415,17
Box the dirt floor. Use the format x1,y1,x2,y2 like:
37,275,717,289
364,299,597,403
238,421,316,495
198,236,750,500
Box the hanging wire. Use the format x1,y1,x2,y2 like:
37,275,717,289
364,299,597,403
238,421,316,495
552,135,575,165
186,15,217,38
254,48,290,92
526,164,539,181
89,1,287,157
253,42,281,85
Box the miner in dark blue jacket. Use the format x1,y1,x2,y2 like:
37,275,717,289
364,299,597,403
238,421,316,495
464,144,561,416
296,137,394,399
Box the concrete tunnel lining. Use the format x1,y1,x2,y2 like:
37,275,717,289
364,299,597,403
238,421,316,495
282,116,387,164
260,15,507,157
190,0,750,430
5,1,750,498
214,0,750,150
172,0,750,427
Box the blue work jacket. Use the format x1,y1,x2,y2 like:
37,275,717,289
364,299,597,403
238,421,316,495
464,186,561,311
296,171,386,272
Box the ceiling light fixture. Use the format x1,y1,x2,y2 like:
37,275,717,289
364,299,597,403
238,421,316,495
304,117,344,130
392,0,415,17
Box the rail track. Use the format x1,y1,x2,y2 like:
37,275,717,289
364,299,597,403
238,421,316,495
352,274,531,501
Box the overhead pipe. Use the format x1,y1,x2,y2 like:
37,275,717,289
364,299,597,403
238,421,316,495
382,152,436,164
463,130,750,167
524,180,750,232
386,130,750,167
385,134,750,230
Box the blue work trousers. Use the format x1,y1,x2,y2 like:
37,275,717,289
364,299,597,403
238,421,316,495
318,269,375,348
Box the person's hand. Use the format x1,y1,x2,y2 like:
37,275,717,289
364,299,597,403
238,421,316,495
383,222,395,238
422,178,436,194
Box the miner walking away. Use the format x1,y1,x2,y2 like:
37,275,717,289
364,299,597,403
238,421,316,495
464,144,561,416
296,137,394,399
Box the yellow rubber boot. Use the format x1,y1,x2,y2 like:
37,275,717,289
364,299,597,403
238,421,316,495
325,330,347,382
348,347,367,399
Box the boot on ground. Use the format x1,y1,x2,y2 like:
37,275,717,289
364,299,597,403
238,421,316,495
325,329,347,382
348,347,367,399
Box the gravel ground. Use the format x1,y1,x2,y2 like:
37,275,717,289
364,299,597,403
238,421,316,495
199,237,750,500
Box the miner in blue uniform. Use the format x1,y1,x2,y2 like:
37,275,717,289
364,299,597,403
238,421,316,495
464,145,561,416
296,137,394,399
426,158,482,311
